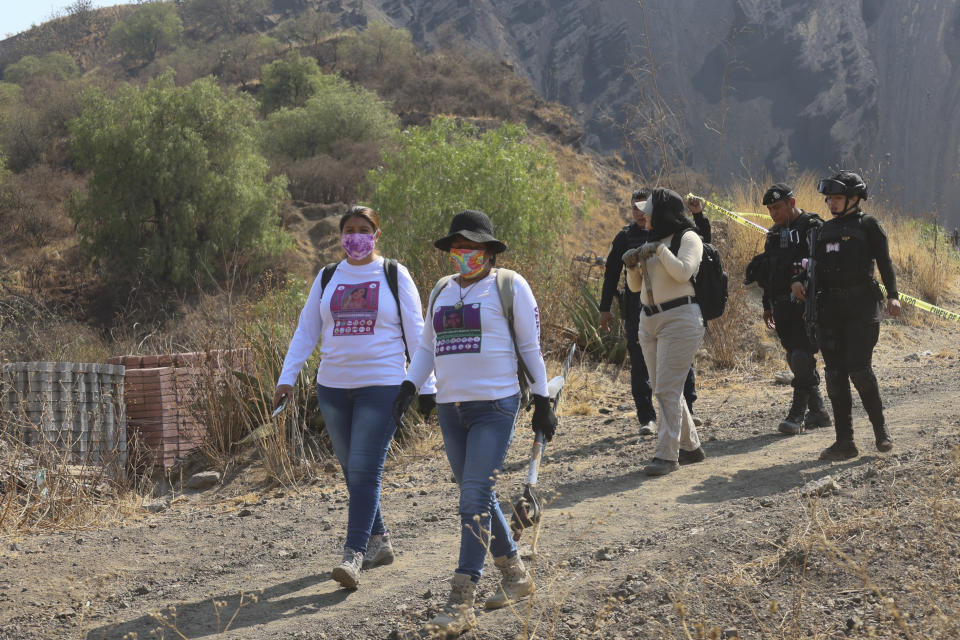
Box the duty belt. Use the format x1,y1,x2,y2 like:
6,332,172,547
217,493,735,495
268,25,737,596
642,295,697,316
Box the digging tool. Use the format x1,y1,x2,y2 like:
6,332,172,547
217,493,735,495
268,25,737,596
510,343,576,541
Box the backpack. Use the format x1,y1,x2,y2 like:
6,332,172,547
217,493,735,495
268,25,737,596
427,268,534,409
320,258,409,361
669,229,729,322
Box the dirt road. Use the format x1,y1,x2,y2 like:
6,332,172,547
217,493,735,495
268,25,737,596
2,321,959,639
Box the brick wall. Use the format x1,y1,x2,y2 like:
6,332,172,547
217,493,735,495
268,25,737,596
108,350,251,469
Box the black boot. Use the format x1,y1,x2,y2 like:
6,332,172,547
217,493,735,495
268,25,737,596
804,385,832,429
849,368,891,452
820,370,858,460
778,385,808,436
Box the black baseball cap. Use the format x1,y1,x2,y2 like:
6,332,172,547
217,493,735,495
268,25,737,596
762,183,794,206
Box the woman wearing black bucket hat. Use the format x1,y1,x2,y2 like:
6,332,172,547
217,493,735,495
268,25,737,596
393,209,557,635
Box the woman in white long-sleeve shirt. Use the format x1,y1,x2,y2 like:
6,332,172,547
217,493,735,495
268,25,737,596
392,210,557,636
623,188,708,476
273,206,436,589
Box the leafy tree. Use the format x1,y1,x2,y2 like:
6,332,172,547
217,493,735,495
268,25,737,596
68,71,289,291
179,0,268,38
258,51,324,114
107,1,183,64
336,22,417,80
365,118,572,285
3,52,79,85
262,75,398,159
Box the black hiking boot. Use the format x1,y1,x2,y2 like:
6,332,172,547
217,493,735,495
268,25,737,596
778,386,808,436
819,439,859,461
804,387,832,429
873,423,893,453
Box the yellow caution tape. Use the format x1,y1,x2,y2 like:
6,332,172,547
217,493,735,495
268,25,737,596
878,285,960,323
687,193,960,323
686,193,769,233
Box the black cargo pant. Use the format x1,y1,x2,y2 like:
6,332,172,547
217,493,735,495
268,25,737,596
624,290,697,424
817,291,885,439
772,296,820,411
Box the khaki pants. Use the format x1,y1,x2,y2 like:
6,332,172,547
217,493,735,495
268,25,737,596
638,303,704,462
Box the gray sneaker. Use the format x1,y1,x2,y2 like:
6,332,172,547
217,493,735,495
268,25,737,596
331,548,363,589
638,421,657,436
363,533,395,569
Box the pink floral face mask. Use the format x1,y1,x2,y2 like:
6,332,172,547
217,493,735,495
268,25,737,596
341,233,377,260
449,248,487,277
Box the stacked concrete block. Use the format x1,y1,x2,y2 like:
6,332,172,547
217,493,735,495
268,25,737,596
0,362,127,473
108,350,251,468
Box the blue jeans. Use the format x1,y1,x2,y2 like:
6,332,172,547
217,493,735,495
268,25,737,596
437,394,520,582
316,384,400,554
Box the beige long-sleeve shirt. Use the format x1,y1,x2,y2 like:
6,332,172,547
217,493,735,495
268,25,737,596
626,231,702,305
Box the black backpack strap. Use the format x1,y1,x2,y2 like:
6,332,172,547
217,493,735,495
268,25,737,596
320,262,340,295
383,258,410,363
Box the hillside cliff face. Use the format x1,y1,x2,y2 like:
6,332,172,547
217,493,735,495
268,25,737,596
370,0,960,225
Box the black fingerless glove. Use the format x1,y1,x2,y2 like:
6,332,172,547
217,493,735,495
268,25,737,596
416,393,436,417
392,380,416,427
531,394,558,442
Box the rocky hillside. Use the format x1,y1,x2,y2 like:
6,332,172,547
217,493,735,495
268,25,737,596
367,0,960,226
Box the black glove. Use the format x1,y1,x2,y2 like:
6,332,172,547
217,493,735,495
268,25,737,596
531,394,558,442
417,393,436,417
392,380,416,427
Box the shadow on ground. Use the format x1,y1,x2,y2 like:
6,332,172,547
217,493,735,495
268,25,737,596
85,573,344,639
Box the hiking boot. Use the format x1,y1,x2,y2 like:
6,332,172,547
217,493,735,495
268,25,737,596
426,573,477,636
331,548,364,589
804,409,832,430
363,533,395,569
805,387,831,429
638,420,657,436
484,554,535,610
873,424,893,453
777,414,804,436
678,447,706,465
643,458,679,476
819,440,859,461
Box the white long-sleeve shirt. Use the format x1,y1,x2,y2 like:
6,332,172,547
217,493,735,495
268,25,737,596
626,231,702,305
277,257,436,391
405,269,549,403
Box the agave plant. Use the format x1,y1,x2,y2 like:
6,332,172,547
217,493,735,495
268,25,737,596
562,284,627,364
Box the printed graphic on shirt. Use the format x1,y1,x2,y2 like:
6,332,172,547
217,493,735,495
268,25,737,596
434,303,482,355
331,281,379,336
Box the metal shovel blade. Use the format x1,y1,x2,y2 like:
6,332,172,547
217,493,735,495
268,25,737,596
510,483,542,540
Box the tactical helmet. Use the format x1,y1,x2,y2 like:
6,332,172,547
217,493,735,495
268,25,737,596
817,171,867,200
762,183,794,206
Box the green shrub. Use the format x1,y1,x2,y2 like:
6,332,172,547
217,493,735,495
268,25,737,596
365,118,573,289
258,51,324,114
107,1,183,64
68,71,290,292
3,52,78,85
261,74,398,159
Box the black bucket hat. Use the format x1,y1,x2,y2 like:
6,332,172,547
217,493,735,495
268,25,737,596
433,209,508,254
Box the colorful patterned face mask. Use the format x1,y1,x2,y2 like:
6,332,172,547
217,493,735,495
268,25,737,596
341,233,377,260
449,248,487,277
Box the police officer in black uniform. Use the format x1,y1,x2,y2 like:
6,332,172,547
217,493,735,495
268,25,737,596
792,171,901,460
747,183,832,435
598,188,707,434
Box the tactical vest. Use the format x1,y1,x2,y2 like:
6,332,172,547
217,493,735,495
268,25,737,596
814,213,876,291
764,212,820,295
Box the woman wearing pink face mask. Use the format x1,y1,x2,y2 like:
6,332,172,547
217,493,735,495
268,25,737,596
274,205,436,589
392,210,556,635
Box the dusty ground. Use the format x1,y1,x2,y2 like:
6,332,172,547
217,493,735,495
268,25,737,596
2,318,959,640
